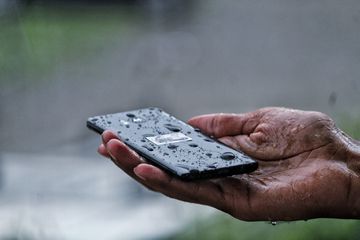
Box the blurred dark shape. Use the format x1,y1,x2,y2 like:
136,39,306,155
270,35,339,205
12,0,197,28
328,92,337,107
19,0,139,5
18,0,195,9
123,0,198,32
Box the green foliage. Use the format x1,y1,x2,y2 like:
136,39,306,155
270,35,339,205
167,213,360,240
338,114,360,140
0,5,137,86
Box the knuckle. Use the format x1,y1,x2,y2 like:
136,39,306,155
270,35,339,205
210,115,221,136
308,111,334,129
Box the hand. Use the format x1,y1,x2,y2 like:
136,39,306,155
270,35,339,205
98,107,360,221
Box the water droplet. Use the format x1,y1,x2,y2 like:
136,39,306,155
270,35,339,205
164,123,181,132
189,169,200,174
207,162,218,169
143,134,155,138
107,121,112,124
126,113,136,118
142,145,153,151
206,153,212,157
176,164,190,171
168,144,178,149
220,152,236,160
194,128,201,132
189,143,198,148
132,117,143,123
91,118,98,122
204,138,214,142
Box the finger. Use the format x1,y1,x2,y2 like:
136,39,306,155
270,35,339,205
219,130,281,160
133,163,226,208
98,144,110,158
219,136,286,173
218,136,240,150
219,130,267,150
232,134,280,160
105,138,145,178
102,130,118,144
188,112,260,138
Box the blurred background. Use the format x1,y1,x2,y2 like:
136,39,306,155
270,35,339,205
1,0,360,239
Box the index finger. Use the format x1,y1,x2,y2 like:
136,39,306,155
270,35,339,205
133,163,229,211
187,110,264,138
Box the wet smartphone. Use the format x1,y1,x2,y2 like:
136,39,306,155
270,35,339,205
87,107,258,180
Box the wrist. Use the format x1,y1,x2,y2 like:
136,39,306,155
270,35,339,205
341,133,360,218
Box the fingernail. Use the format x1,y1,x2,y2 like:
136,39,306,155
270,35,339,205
134,166,146,181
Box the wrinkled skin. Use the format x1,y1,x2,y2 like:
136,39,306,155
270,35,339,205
98,107,360,221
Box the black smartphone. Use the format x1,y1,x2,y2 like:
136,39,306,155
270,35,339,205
87,107,258,180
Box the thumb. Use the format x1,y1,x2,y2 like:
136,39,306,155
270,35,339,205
219,135,259,157
220,133,279,160
188,113,255,138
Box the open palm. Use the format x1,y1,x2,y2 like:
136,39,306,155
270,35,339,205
98,107,357,221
